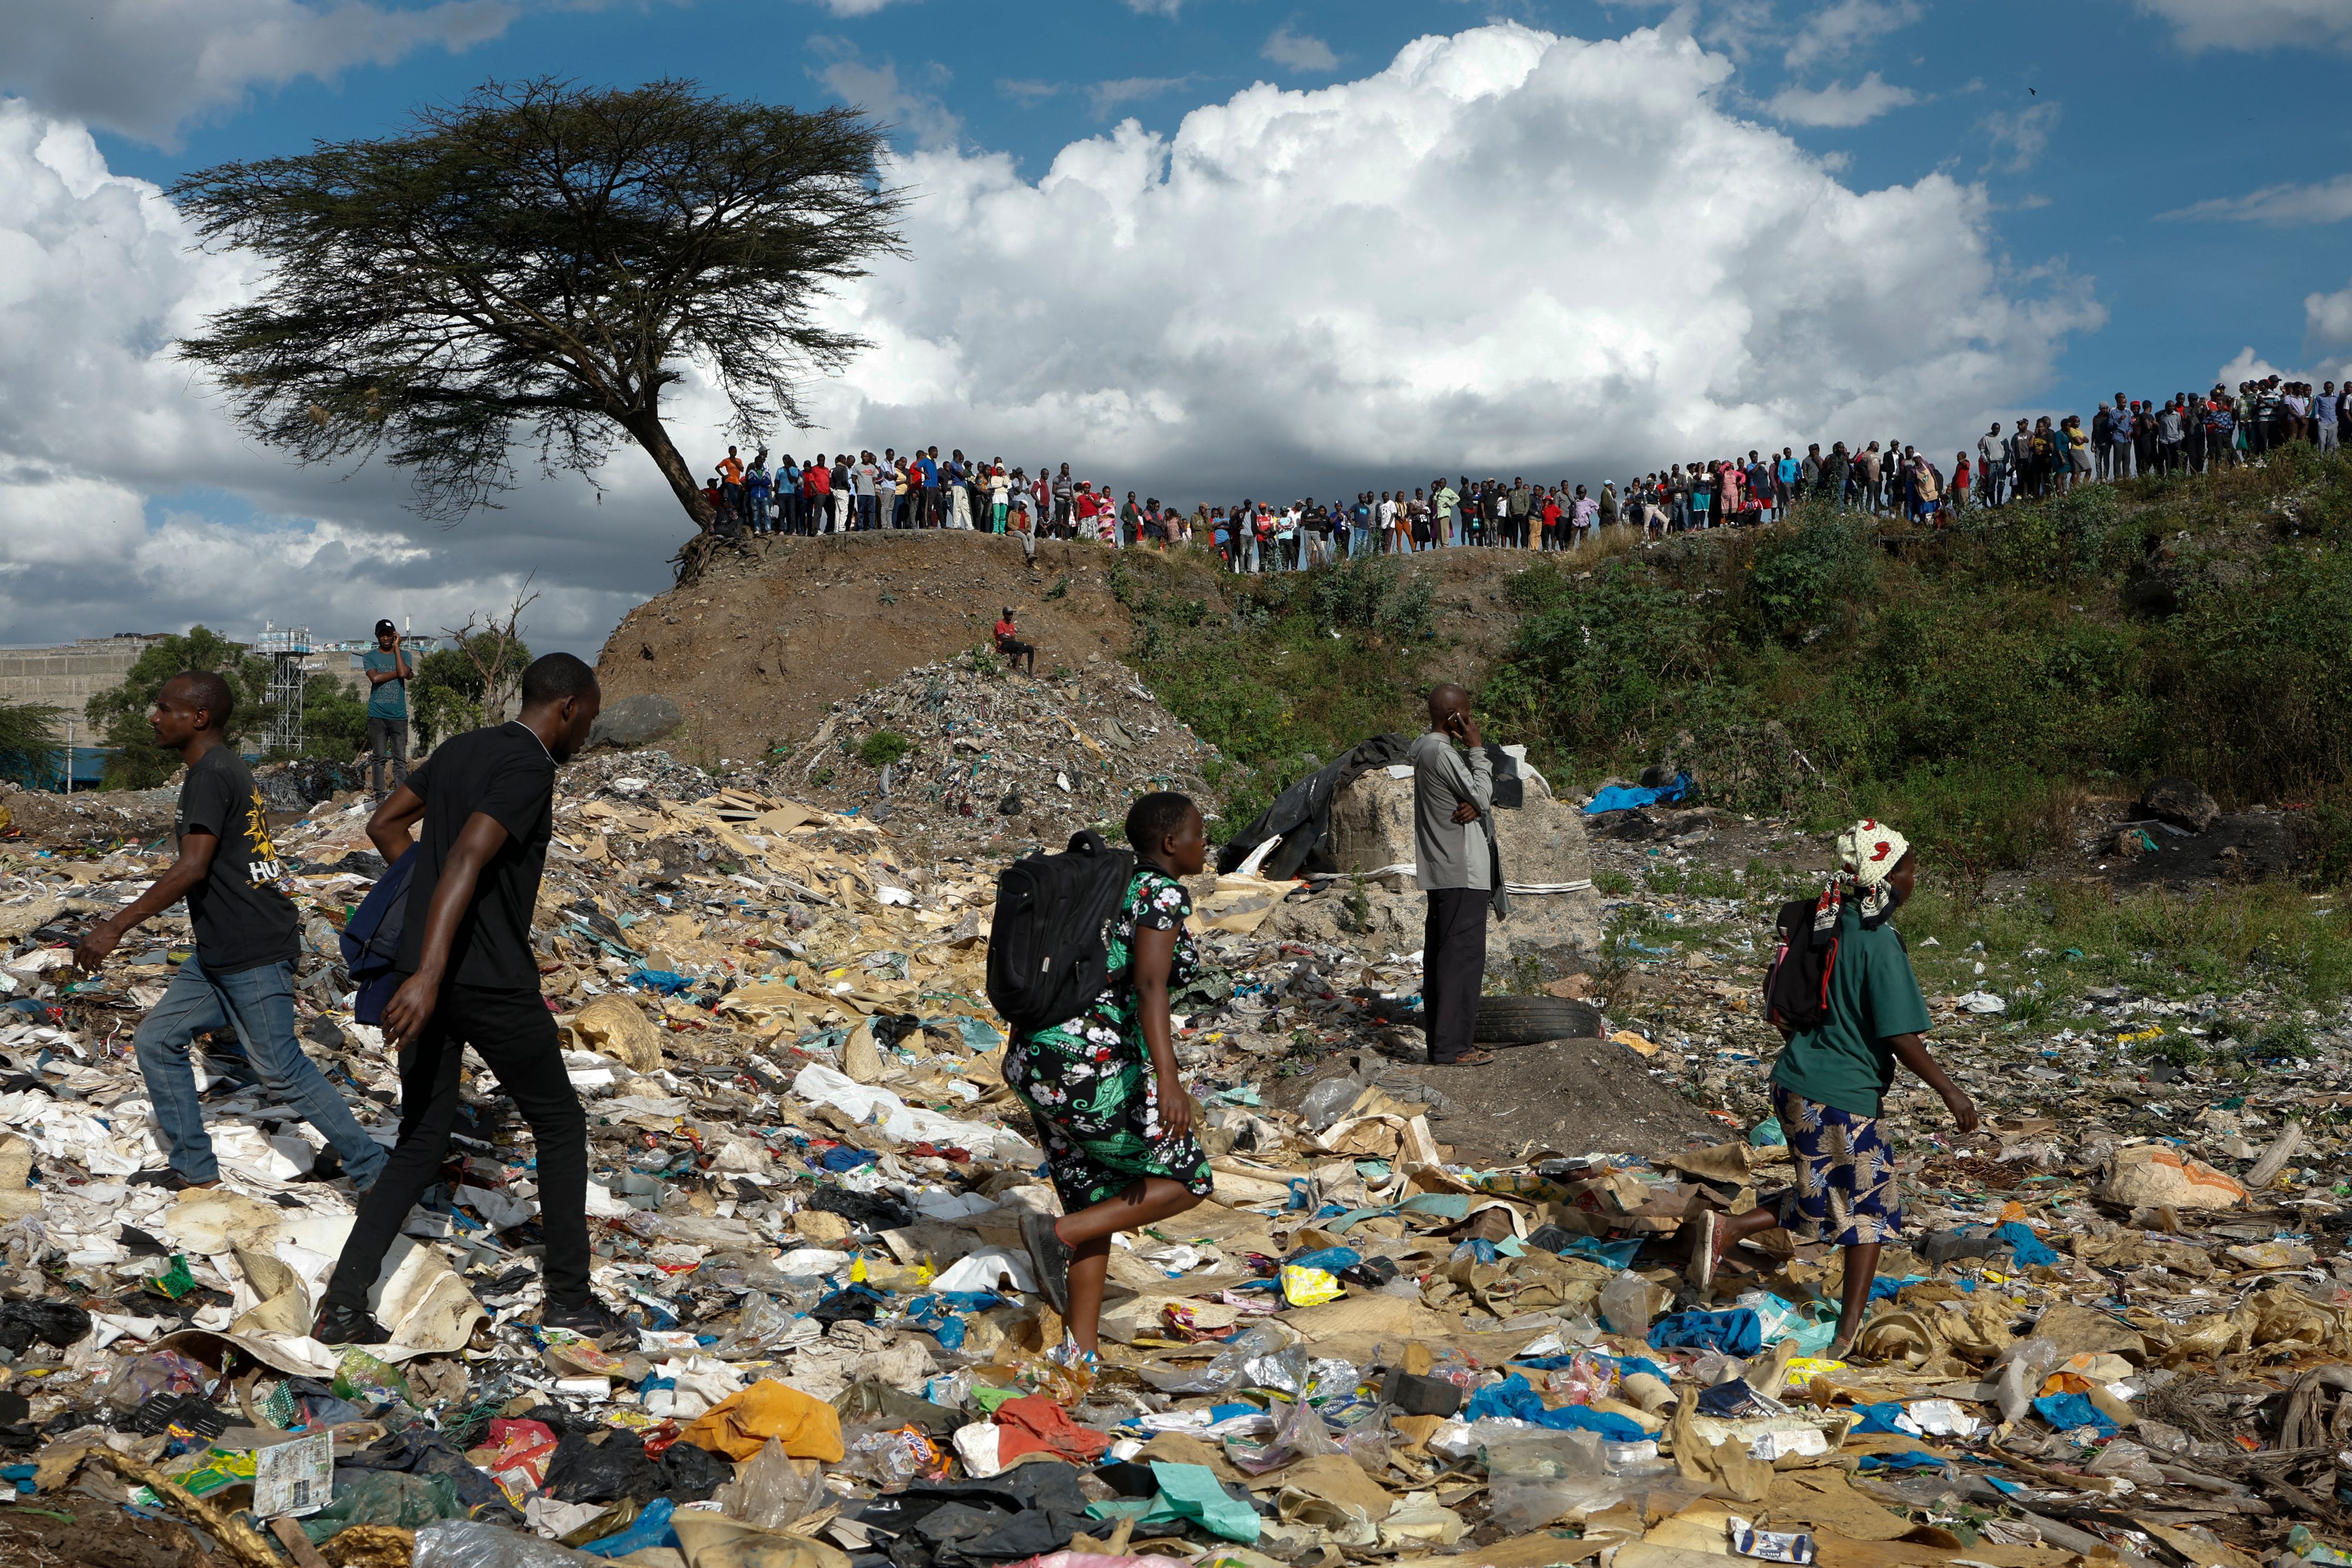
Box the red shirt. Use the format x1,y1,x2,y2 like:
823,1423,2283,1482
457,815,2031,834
807,464,831,494
995,619,1017,643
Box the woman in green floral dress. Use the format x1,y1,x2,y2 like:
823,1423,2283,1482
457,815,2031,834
1010,793,1214,1355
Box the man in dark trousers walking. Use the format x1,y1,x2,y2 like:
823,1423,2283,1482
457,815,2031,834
1412,684,1503,1066
313,653,616,1345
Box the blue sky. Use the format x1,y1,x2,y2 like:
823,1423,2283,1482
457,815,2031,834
83,0,2352,416
2,0,2350,653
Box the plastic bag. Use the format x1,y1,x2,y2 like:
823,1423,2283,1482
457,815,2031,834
300,1472,465,1544
101,1350,209,1414
842,1425,943,1486
2084,1439,2166,1487
1486,1473,1626,1534
1993,1336,2059,1426
1225,1395,1339,1476
1482,1419,1622,1534
1137,1325,1289,1395
332,1349,415,1410
579,1497,677,1558
415,1519,608,1568
1597,1271,1656,1337
714,1437,830,1529
1299,1076,1363,1132
711,1293,800,1362
1542,1352,1617,1407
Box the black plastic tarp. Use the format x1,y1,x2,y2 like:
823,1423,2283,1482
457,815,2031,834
1214,734,1412,878
1215,734,1527,880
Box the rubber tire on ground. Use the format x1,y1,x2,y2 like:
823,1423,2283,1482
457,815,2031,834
1471,995,1604,1045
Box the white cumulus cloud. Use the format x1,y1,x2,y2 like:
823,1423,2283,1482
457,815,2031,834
0,0,517,145
0,99,664,651
2133,0,2352,52
1766,71,1918,127
0,23,2107,656
2307,280,2352,345
805,23,2098,499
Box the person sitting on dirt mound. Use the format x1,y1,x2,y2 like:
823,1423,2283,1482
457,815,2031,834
993,607,1036,674
1691,820,1978,1360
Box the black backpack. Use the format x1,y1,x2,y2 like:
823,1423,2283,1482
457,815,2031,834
1763,897,1839,1032
985,830,1136,1037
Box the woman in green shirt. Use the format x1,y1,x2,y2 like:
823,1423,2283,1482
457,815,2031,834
1692,820,1977,1359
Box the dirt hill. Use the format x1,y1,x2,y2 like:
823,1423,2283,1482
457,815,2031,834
593,534,1538,769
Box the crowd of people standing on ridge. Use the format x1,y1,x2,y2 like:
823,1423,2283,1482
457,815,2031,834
700,374,2350,574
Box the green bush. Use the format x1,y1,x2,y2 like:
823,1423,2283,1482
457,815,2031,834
858,730,911,770
1746,509,1879,639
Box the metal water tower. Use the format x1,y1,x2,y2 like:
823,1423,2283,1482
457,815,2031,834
255,621,312,755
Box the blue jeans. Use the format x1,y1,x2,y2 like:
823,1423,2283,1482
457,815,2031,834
135,954,388,1187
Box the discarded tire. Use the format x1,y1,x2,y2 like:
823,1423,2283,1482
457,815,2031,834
1471,995,1603,1045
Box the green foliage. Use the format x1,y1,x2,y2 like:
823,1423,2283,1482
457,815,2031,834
1482,453,2352,877
857,730,911,770
410,633,533,748
86,627,272,790
1746,509,1879,639
301,673,370,761
1592,869,1633,896
1117,555,1434,841
1307,556,1436,641
0,698,64,786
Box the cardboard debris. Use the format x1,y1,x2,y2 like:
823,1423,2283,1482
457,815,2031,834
0,706,2340,1568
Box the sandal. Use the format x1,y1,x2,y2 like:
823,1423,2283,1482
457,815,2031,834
1431,1048,1498,1066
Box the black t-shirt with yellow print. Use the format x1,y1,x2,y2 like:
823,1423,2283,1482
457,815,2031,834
176,745,299,974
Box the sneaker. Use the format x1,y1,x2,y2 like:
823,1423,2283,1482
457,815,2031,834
312,1302,391,1346
1020,1212,1073,1316
128,1168,218,1192
541,1299,631,1342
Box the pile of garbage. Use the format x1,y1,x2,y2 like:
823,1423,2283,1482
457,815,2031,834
776,655,1223,857
0,753,2350,1568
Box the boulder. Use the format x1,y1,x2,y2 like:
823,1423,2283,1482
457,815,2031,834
1319,765,1602,967
589,692,686,750
2136,775,2219,834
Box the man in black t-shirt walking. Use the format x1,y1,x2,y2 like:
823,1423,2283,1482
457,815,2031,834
75,673,390,1192
314,653,612,1345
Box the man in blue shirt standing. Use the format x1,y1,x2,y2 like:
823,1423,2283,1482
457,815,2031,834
363,620,411,804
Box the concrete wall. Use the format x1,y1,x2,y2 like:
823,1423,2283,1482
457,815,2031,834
0,636,167,740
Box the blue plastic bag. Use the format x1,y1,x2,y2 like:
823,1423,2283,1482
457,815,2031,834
1648,1308,1763,1356
580,1497,678,1557
1464,1374,1648,1442
1994,1222,2059,1267
2032,1393,2117,1438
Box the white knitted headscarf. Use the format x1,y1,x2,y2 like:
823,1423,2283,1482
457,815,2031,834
1812,819,1912,936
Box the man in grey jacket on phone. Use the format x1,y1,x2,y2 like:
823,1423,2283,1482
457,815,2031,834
1412,684,1500,1066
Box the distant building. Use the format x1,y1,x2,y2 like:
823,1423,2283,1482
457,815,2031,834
0,634,169,741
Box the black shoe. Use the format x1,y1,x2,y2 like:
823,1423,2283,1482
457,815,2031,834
1020,1212,1073,1316
296,1148,343,1185
128,1168,217,1192
312,1302,391,1346
540,1299,630,1342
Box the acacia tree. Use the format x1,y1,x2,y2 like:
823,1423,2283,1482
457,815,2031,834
170,79,907,533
